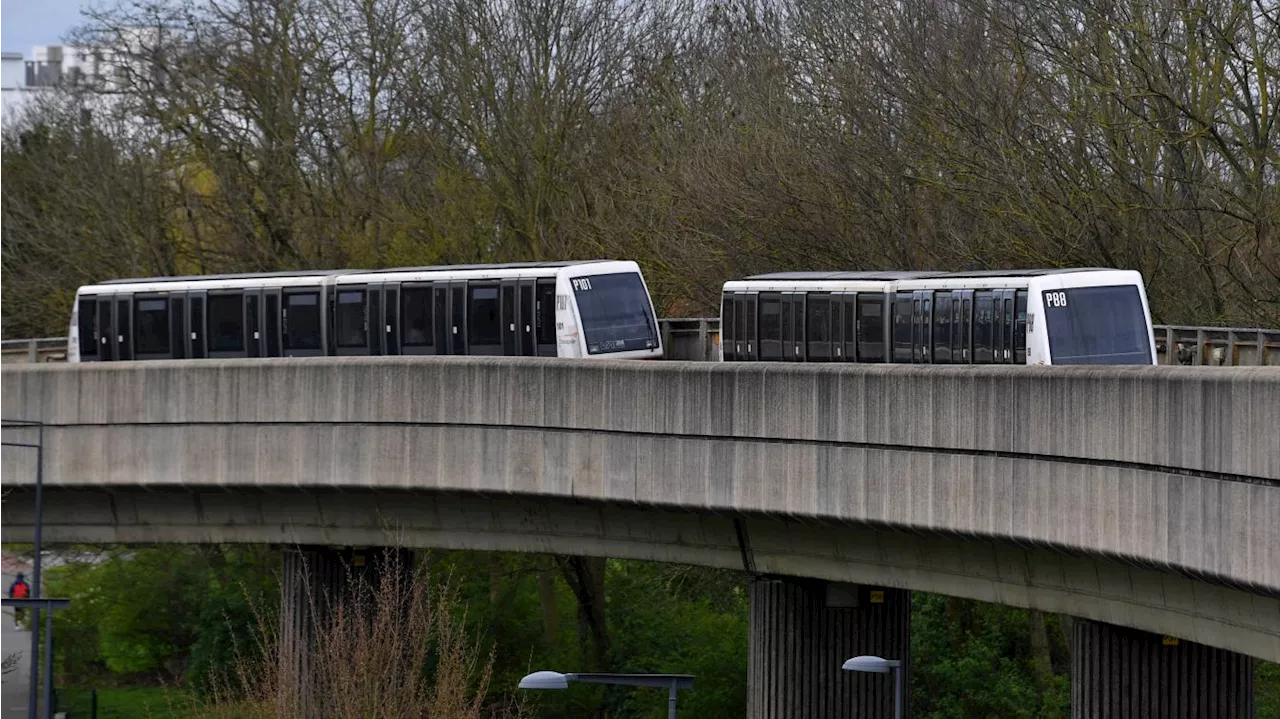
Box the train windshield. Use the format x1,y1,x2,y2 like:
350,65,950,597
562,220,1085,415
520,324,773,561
571,272,658,354
1043,285,1151,364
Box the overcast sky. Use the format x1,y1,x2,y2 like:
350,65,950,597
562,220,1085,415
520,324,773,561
2,0,95,54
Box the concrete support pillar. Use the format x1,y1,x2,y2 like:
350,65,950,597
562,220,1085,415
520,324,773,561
1071,620,1254,718
749,577,910,719
278,546,413,717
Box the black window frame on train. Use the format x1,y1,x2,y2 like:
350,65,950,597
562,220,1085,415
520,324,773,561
400,284,434,353
206,292,246,356
283,290,323,354
468,282,502,354
133,294,172,357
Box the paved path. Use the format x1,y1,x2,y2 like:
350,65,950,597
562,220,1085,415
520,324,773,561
1,567,32,719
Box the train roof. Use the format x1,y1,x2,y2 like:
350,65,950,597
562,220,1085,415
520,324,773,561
95,260,612,286
738,268,1113,282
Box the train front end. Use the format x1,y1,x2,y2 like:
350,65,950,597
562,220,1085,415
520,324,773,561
1029,270,1156,365
557,261,663,359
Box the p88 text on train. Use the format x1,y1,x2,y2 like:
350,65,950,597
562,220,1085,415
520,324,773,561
69,260,663,362
718,268,1156,365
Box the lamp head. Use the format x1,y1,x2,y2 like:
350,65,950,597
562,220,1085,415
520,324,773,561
519,671,570,690
842,655,895,674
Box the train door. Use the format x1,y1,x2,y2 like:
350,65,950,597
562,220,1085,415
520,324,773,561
432,283,449,353
93,292,115,358
366,285,383,355
721,294,736,361
381,283,399,355
743,293,758,360
806,292,832,361
735,293,751,360
535,279,557,356
262,288,281,357
167,293,186,359
992,288,1014,363
783,292,806,361
244,289,262,357
518,279,537,356
952,290,973,363
113,294,134,361
911,290,932,363
758,293,782,361
187,290,207,359
839,293,857,361
500,280,519,355
449,280,468,355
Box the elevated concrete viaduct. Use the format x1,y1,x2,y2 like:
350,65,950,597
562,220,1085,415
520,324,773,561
3,358,1277,717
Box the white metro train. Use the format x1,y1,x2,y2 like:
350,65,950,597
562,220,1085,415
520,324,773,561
69,260,663,362
718,268,1156,365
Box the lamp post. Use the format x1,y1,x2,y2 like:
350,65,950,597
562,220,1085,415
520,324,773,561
842,655,903,719
519,671,694,719
0,417,45,719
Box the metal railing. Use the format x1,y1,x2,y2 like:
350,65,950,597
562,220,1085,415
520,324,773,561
4,321,1278,365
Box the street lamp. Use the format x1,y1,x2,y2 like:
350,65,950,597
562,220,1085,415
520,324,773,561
0,417,46,719
842,655,903,719
518,671,694,719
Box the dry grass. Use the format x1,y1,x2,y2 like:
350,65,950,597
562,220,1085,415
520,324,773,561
194,549,524,719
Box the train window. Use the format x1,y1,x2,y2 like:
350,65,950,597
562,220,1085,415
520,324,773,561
401,286,432,345
891,296,912,362
208,294,244,352
934,293,952,363
135,298,170,354
264,294,279,356
284,293,321,350
1014,291,1027,363
468,285,501,348
807,293,831,360
759,294,782,360
974,291,995,363
857,294,885,362
170,296,186,359
536,281,555,347
721,295,735,360
336,290,367,348
78,298,98,357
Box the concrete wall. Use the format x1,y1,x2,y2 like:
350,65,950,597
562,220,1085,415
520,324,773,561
2,359,1278,657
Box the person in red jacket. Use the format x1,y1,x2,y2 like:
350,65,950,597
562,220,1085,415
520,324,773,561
8,573,30,622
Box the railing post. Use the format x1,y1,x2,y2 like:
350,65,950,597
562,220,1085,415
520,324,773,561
27,339,37,363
